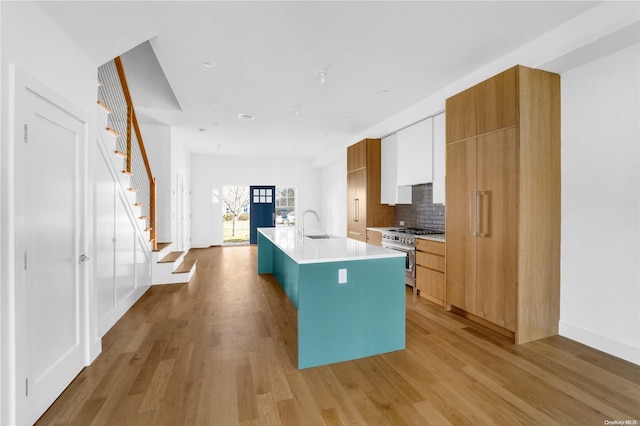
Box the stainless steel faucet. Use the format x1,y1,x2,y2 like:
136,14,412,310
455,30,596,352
301,209,319,238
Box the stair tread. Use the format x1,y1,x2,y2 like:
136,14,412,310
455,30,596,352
97,100,112,114
158,251,183,263
114,150,127,158
154,242,171,252
106,127,120,137
173,259,197,274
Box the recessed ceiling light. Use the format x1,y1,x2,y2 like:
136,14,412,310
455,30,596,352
380,90,389,95
212,122,219,126
201,61,213,68
199,128,206,132
208,100,217,105
238,113,254,121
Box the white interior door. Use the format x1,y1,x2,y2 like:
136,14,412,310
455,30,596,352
177,174,183,251
15,83,87,425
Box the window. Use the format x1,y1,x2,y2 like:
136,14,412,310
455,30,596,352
276,187,296,226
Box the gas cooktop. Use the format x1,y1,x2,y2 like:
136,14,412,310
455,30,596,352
389,227,444,235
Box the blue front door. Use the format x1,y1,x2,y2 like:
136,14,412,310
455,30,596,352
249,186,276,244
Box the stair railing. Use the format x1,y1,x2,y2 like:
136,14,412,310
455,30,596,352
98,57,157,251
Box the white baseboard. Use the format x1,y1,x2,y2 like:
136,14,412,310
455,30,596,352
559,321,640,366
98,286,149,338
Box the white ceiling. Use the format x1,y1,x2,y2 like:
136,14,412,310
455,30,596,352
40,1,601,161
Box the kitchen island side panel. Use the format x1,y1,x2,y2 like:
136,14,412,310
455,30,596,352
297,257,406,369
257,232,274,273
258,232,300,309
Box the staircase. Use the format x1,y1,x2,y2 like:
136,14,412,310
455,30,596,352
152,243,197,285
96,99,155,248
97,58,196,286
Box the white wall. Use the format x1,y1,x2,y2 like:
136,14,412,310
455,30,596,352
0,2,99,424
191,155,320,247
140,124,192,248
170,131,192,250
559,43,640,364
319,156,347,237
140,123,172,243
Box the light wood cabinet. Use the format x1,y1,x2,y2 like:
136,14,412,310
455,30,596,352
416,239,445,307
366,229,382,247
445,65,560,344
347,139,394,242
477,66,517,134
347,140,367,172
347,168,367,241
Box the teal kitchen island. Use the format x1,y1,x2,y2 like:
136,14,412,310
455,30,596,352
257,227,406,369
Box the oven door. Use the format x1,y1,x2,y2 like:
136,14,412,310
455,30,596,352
381,241,416,287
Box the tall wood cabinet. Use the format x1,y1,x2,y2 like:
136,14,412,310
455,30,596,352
347,139,394,242
445,65,560,344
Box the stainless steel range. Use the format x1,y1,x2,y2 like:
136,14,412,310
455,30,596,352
380,227,444,293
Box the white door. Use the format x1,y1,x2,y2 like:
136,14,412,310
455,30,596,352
177,174,184,251
15,82,87,424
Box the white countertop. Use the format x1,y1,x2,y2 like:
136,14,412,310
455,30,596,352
258,227,406,264
416,234,445,243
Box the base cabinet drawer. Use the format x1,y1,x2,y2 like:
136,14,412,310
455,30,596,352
416,239,445,307
416,266,445,307
416,238,445,255
416,251,445,271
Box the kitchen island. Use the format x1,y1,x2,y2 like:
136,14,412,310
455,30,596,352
257,227,406,369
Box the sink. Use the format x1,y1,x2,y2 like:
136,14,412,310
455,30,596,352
306,234,332,239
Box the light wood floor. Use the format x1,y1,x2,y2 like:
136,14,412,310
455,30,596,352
37,246,640,425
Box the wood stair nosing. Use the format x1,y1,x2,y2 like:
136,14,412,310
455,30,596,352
122,170,133,177
106,127,120,138
158,251,184,263
114,150,127,158
128,187,139,193
134,202,145,207
154,242,171,253
173,258,197,274
97,100,112,114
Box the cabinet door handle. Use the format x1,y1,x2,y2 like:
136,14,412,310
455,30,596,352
477,191,488,237
353,198,359,222
468,192,474,235
476,191,482,237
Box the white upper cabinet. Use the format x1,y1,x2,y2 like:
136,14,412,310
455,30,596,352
381,133,412,205
432,112,446,204
397,117,433,186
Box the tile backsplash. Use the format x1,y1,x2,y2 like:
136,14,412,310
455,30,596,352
394,183,445,230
